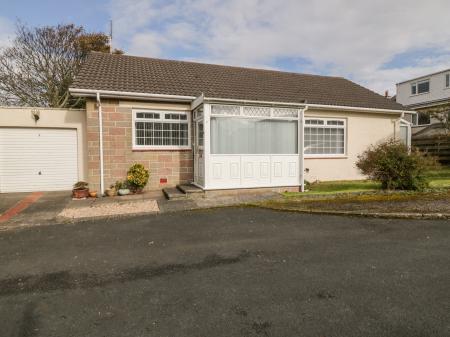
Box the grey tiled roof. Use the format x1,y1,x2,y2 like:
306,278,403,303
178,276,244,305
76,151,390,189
71,52,406,111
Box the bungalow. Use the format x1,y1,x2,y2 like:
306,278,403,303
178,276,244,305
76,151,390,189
68,52,410,195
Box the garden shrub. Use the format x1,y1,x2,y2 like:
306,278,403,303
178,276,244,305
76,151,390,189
126,163,149,192
356,139,437,191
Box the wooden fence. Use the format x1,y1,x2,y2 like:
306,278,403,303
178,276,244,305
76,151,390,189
412,135,450,164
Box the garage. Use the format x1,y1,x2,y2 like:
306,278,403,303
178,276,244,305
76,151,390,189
0,128,78,193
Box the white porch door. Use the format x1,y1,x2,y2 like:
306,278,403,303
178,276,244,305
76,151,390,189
0,128,78,193
193,116,205,187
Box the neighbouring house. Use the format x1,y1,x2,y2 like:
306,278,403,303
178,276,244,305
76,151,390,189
395,69,450,138
0,52,410,194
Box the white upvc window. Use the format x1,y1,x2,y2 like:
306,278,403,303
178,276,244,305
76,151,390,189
304,118,346,157
132,110,191,150
411,79,430,95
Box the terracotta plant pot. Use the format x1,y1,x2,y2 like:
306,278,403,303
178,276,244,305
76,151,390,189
72,188,89,199
89,191,97,198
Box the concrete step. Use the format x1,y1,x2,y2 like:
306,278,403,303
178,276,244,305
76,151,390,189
177,184,204,194
163,187,187,200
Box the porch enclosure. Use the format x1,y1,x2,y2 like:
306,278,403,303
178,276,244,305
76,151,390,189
193,103,304,190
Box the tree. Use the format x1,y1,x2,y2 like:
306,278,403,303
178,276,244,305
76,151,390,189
0,23,123,108
421,103,450,134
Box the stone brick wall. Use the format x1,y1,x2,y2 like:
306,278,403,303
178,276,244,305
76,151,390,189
86,99,193,192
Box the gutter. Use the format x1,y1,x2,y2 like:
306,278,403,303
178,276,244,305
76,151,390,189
69,88,411,115
203,97,410,115
69,88,195,102
96,92,105,196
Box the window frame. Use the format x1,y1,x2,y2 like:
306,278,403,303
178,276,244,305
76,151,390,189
132,109,191,150
410,79,430,96
445,73,450,88
304,117,347,158
412,111,432,127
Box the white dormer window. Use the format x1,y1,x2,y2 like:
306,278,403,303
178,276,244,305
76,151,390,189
411,79,430,95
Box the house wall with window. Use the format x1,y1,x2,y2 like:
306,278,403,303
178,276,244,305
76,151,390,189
396,70,450,108
304,110,399,182
85,99,193,191
85,99,401,191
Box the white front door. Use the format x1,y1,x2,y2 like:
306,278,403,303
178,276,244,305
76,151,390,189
0,128,78,192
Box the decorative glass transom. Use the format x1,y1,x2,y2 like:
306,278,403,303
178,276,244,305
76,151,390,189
211,105,240,115
272,108,298,118
242,106,271,117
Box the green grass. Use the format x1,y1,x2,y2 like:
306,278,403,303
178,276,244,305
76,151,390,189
426,167,450,188
284,180,381,197
283,166,450,197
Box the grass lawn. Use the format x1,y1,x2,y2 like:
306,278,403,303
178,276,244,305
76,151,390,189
426,167,450,188
284,180,381,196
284,166,450,197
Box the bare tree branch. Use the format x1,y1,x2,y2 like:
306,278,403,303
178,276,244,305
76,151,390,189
0,22,122,108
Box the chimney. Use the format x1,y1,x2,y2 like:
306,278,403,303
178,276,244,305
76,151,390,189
384,90,389,98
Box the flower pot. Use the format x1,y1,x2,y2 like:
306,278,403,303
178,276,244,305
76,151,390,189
72,188,89,199
89,191,97,198
105,188,117,197
118,188,130,196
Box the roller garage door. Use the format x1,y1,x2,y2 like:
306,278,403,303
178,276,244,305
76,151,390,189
0,128,78,193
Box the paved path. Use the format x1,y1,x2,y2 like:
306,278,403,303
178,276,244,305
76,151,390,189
0,208,449,337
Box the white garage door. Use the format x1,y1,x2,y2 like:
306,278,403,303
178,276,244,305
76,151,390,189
0,128,78,193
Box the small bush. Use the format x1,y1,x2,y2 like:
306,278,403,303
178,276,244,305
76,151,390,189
126,163,149,192
356,140,437,191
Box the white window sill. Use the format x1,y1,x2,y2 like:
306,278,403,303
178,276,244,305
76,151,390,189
410,92,430,97
132,146,191,151
304,155,347,159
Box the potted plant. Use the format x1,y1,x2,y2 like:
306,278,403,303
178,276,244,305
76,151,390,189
105,184,117,197
72,181,89,199
115,180,130,196
126,163,150,193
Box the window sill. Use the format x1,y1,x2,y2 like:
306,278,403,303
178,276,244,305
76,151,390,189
409,92,430,97
411,123,432,127
132,147,192,152
304,155,348,159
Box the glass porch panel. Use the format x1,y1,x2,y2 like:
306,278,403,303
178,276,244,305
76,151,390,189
210,118,298,154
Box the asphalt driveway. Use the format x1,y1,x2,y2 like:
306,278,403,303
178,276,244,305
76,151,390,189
0,207,449,337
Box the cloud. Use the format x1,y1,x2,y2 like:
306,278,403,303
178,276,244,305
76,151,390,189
109,0,450,94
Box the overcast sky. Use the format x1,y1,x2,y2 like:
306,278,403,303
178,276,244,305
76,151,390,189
1,0,450,94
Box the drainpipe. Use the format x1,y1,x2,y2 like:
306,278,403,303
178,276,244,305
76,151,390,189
300,105,308,192
96,92,105,196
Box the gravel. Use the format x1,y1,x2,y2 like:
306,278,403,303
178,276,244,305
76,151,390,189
59,199,159,219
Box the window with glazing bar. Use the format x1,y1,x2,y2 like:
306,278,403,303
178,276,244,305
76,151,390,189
133,111,190,149
304,118,346,156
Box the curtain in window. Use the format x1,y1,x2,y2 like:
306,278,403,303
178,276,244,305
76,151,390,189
210,118,297,154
